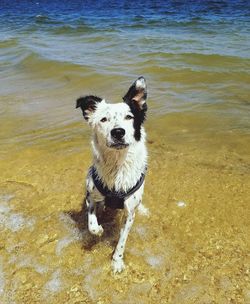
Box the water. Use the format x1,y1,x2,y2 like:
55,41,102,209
1,0,250,136
0,1,249,303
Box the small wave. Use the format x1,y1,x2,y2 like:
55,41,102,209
139,52,250,68
33,16,114,35
52,24,96,35
176,53,250,68
138,64,250,85
121,16,208,29
0,38,19,49
35,14,61,25
14,52,93,79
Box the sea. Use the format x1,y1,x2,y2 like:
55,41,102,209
0,0,250,147
0,1,250,303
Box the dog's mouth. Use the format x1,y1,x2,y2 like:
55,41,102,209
109,143,129,150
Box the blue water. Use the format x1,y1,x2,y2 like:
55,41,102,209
0,0,250,137
1,0,250,58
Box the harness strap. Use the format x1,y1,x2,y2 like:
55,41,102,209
90,166,146,209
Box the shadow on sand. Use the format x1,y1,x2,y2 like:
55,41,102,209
66,198,122,251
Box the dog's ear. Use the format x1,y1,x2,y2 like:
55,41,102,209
76,95,102,121
123,77,148,141
123,76,147,112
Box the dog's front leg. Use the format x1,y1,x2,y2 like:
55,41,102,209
111,207,135,273
86,194,103,237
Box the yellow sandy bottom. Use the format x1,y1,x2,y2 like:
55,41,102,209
0,116,249,304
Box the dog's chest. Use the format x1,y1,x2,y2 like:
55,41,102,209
92,125,147,193
99,160,142,192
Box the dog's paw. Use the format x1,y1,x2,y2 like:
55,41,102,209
89,224,104,237
137,204,150,217
111,258,125,274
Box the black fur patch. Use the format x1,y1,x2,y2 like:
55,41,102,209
123,83,147,107
76,95,102,120
123,77,147,141
128,101,147,141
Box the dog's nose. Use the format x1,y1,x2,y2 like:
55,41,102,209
111,128,125,140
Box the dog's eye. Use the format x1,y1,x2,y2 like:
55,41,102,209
100,117,107,123
125,115,133,120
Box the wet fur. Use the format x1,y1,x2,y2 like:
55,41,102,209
76,77,148,273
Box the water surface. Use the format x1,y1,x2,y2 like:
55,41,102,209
0,1,249,303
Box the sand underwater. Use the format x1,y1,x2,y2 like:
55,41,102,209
0,112,249,303
0,1,250,303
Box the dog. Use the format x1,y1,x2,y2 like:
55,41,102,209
76,76,148,273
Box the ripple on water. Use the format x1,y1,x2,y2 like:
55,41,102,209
83,267,103,301
145,255,164,268
43,270,62,298
8,253,48,275
0,258,5,296
56,213,85,255
0,194,36,232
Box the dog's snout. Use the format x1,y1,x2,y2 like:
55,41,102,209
111,128,125,140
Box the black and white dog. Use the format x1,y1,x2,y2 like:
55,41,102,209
76,77,148,273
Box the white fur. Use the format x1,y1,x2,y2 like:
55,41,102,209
136,77,146,89
84,99,148,273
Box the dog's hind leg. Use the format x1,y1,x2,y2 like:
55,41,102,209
86,193,104,237
111,205,135,273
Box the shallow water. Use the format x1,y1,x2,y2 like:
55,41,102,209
0,117,249,303
0,1,250,303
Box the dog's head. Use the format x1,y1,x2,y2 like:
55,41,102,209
76,77,147,150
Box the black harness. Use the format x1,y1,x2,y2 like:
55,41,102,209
90,166,146,209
